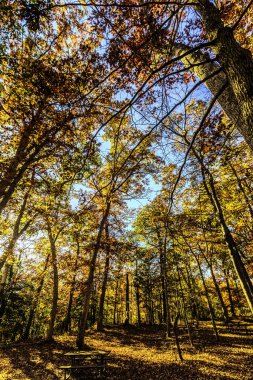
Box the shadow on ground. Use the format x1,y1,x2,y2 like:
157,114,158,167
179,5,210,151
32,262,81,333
1,324,253,379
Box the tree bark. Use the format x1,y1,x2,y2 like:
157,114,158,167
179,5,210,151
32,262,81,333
172,0,253,150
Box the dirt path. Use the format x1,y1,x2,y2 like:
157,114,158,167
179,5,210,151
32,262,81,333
0,325,252,379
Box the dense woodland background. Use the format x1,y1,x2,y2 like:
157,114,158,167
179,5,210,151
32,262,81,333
0,0,253,378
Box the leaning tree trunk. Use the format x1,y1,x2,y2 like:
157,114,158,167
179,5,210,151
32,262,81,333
205,168,253,315
76,200,111,349
0,188,31,271
188,144,253,315
194,0,253,150
0,190,32,321
173,0,253,150
228,161,253,220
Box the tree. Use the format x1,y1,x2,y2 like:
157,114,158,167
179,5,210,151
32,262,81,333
86,0,253,149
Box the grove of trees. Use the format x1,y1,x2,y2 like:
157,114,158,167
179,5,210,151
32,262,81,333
0,0,253,357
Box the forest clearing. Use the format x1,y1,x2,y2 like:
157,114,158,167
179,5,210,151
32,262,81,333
1,324,253,379
1,0,253,379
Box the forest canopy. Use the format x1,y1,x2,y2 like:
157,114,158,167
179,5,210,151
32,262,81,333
0,0,253,360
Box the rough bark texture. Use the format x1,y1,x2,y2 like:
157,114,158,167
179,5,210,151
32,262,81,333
173,0,253,150
174,43,240,126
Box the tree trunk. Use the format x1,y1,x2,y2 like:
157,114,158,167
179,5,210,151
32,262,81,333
0,189,31,271
183,264,200,325
194,254,219,342
76,200,111,349
0,189,32,321
97,223,110,331
228,161,253,219
207,170,253,315
62,239,80,333
188,144,253,315
195,0,253,150
173,313,183,361
173,0,253,150
23,253,50,340
113,279,119,325
124,273,130,325
223,266,236,316
157,228,171,337
46,222,59,341
176,264,193,347
202,252,229,321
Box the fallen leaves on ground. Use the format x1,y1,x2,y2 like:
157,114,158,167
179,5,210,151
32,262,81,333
0,323,252,379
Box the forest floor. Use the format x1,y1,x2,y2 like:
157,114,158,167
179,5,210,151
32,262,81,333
0,322,253,380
